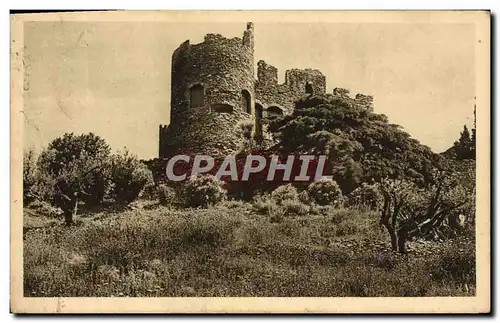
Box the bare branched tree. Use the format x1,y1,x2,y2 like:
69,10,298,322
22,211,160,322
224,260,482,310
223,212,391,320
379,169,474,253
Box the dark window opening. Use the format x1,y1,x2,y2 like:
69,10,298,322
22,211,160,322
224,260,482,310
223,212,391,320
190,84,204,108
267,106,283,118
305,81,313,94
255,103,263,137
212,103,234,113
242,90,251,114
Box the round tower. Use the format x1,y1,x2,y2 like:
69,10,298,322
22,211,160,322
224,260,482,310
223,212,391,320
160,22,255,157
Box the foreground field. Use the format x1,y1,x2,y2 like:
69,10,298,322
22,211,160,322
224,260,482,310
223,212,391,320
23,201,475,297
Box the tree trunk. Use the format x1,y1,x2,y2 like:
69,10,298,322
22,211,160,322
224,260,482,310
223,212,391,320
383,223,398,251
63,197,78,226
397,226,409,253
397,232,407,253
72,197,79,222
64,209,73,225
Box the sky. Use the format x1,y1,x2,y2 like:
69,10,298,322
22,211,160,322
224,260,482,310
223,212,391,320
22,20,476,159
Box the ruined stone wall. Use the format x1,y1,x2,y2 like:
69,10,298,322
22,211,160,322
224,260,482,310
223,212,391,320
255,60,326,115
160,23,255,157
331,87,374,111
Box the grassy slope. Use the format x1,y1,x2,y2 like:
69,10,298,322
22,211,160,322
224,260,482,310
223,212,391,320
23,201,475,297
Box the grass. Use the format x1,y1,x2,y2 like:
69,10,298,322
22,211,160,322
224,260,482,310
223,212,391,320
23,200,476,297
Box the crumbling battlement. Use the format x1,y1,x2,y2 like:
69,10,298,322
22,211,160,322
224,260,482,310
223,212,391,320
330,88,374,111
255,60,326,116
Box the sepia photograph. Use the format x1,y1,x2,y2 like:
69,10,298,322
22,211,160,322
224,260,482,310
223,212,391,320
10,10,490,313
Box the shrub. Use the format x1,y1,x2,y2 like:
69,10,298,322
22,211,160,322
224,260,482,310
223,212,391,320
24,168,55,205
362,252,398,270
157,184,179,206
328,208,355,225
184,174,227,208
108,150,154,204
311,204,336,217
252,193,274,214
237,119,254,140
307,179,342,206
428,238,475,284
271,184,299,205
28,200,62,218
298,190,310,204
232,220,274,249
141,181,158,201
268,206,285,223
347,182,383,209
23,149,38,205
278,199,310,217
219,199,249,210
335,219,360,236
267,199,310,222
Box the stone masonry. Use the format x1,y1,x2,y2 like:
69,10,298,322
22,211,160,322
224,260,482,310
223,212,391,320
159,22,373,158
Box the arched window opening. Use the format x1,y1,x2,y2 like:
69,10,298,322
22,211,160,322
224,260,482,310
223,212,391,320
190,84,204,108
212,103,234,114
242,90,252,114
267,106,283,118
255,103,263,136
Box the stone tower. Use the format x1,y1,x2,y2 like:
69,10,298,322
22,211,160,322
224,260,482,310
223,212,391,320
159,23,255,158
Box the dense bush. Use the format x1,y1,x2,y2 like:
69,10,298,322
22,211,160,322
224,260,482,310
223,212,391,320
269,199,310,221
428,237,475,284
347,182,383,209
184,174,227,208
157,184,179,206
306,179,343,206
108,150,154,204
237,119,254,140
270,184,299,205
23,149,37,205
25,171,56,205
254,185,312,221
23,149,55,205
27,200,62,217
252,193,274,214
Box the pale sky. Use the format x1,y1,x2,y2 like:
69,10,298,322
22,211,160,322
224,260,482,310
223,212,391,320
23,20,476,159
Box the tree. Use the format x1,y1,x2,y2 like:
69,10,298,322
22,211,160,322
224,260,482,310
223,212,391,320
453,125,475,160
379,169,474,253
37,133,111,224
267,94,443,193
444,105,476,161
52,157,107,224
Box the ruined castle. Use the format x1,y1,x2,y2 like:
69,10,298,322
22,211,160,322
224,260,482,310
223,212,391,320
159,22,372,158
